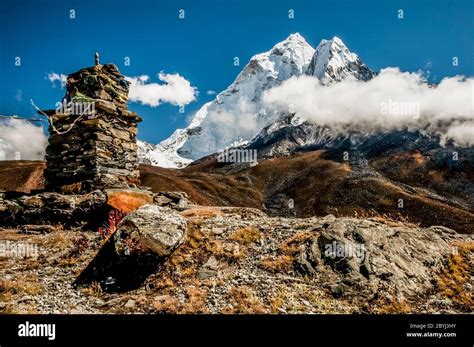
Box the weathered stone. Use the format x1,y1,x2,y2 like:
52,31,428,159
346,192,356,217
114,204,187,257
96,99,117,113
154,195,172,206
296,218,464,302
197,256,219,279
121,142,138,151
197,267,217,280
20,224,56,234
105,188,153,213
82,118,108,129
17,195,44,208
108,128,130,141
119,109,139,118
153,191,190,210
95,89,112,101
58,182,82,194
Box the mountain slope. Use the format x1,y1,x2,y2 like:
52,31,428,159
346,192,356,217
137,102,212,168
4,154,472,233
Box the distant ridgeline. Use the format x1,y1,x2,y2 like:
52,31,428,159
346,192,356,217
41,59,142,193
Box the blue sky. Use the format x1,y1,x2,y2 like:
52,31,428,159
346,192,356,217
1,0,473,143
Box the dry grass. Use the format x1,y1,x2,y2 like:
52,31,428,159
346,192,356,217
353,209,421,228
205,240,244,261
0,229,31,241
0,160,45,193
279,231,314,255
167,225,204,280
223,286,266,314
148,276,174,291
165,222,244,286
229,226,261,245
177,223,243,267
259,255,294,273
436,241,474,311
376,297,412,314
181,207,224,219
153,294,181,313
258,232,314,274
182,287,208,313
269,287,289,313
43,229,71,248
0,275,43,313
152,287,208,314
80,281,103,297
0,276,42,297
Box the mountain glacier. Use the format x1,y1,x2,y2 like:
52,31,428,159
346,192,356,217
138,34,373,168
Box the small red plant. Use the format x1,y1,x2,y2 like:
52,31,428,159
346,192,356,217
98,209,128,239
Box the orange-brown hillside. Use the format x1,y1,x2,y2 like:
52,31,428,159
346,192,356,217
1,150,473,233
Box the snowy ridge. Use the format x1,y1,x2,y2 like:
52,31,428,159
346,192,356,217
138,103,211,168
306,36,374,83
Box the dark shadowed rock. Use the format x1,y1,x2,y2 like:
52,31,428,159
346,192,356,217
0,190,107,229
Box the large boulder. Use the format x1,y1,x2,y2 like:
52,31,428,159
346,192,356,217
295,218,467,302
114,204,186,257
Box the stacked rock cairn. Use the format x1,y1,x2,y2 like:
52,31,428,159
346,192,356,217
42,54,142,193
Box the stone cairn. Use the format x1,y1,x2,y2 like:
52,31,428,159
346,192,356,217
42,55,142,193
0,56,190,265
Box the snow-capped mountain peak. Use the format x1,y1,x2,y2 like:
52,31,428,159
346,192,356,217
139,33,315,167
138,34,374,168
230,32,315,91
306,36,374,83
245,32,315,80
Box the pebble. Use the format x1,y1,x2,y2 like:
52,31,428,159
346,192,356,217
18,295,33,303
124,299,136,308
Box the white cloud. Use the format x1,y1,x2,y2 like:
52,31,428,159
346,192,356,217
47,72,67,89
443,122,474,146
0,118,47,160
262,68,474,145
205,98,258,143
207,90,216,95
126,72,197,107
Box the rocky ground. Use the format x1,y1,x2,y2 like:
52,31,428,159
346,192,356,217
1,206,472,314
